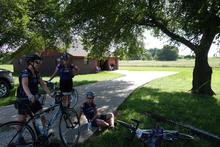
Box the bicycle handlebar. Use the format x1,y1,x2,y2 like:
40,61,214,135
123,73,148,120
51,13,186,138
44,80,59,90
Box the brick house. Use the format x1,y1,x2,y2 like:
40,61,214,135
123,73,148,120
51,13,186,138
13,43,118,75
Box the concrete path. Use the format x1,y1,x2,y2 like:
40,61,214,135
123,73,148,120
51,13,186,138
0,70,177,143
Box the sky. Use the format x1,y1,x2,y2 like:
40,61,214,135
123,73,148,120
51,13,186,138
143,30,220,57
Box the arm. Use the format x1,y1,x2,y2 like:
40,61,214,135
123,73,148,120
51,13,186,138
49,68,58,81
22,77,35,103
72,64,79,75
39,77,50,95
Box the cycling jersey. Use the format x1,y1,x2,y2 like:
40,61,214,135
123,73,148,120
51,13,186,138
17,68,40,98
80,102,108,127
80,102,97,120
56,63,75,81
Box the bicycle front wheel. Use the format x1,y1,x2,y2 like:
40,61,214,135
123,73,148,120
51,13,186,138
0,121,36,147
69,88,78,108
59,109,80,147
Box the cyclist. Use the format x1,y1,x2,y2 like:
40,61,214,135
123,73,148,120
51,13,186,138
49,53,79,108
79,91,115,129
16,54,51,143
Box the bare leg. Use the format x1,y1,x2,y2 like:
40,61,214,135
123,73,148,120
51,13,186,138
62,95,70,107
105,113,115,127
16,114,27,140
37,109,47,128
16,114,26,130
96,119,110,128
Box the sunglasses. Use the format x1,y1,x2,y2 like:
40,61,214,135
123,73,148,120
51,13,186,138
87,97,94,99
35,60,42,64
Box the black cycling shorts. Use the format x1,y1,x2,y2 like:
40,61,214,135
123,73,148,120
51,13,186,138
17,99,42,115
60,80,73,93
91,114,107,127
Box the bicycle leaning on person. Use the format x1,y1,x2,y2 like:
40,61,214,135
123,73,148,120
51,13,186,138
15,54,52,144
49,53,79,109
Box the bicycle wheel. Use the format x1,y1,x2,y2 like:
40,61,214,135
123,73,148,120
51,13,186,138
0,121,36,147
69,88,78,108
59,108,80,147
117,120,135,131
164,130,194,140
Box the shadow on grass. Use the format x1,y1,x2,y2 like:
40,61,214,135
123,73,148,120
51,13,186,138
78,87,220,147
77,87,220,147
117,87,220,147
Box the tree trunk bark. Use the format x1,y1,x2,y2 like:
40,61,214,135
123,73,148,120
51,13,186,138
191,51,215,95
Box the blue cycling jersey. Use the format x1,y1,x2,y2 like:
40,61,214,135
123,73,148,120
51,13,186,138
17,68,40,98
80,102,97,120
56,64,75,81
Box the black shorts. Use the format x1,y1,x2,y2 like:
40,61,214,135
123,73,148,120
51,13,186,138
17,99,42,115
91,114,107,127
60,80,73,93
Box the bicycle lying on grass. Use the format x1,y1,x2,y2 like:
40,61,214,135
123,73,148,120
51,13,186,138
117,118,194,147
0,92,80,147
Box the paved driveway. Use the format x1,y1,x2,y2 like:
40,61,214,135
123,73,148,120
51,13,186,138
0,70,177,143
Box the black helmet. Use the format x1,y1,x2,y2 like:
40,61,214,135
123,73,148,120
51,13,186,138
25,54,42,63
86,91,95,98
60,54,69,60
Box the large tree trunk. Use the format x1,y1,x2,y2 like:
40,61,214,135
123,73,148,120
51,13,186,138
191,51,215,95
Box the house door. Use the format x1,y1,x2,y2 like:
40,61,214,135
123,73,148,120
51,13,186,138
100,60,108,70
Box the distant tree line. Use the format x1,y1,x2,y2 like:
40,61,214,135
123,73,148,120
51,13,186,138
116,45,181,61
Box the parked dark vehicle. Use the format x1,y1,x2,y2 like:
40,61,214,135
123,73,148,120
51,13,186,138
0,68,14,98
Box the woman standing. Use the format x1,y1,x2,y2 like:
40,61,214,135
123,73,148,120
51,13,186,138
49,54,79,108
16,54,51,143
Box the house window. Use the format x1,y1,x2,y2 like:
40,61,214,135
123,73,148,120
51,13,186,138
84,58,89,64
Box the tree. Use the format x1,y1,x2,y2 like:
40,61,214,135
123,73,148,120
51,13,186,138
113,46,152,60
0,0,71,57
156,45,178,61
67,0,220,95
148,48,159,60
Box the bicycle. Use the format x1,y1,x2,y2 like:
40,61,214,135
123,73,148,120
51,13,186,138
45,81,79,108
117,118,194,147
0,92,80,147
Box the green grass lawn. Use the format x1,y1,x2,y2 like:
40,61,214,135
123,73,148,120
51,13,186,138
119,57,220,67
2,61,220,146
77,67,220,147
0,65,124,106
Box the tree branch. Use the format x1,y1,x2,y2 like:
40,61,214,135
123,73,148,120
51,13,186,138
138,17,199,53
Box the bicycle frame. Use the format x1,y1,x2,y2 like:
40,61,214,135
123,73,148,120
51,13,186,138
117,119,194,147
47,104,62,130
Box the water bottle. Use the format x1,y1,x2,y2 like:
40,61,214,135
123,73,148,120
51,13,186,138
87,122,92,130
35,117,46,135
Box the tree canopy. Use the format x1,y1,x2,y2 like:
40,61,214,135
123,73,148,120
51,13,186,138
66,0,219,95
1,0,220,94
156,45,179,61
66,0,220,56
0,0,71,55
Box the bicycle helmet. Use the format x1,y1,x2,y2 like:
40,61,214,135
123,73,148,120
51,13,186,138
60,54,70,60
25,54,42,63
86,91,95,98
